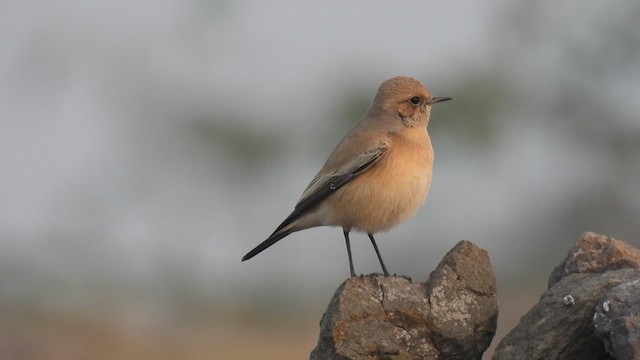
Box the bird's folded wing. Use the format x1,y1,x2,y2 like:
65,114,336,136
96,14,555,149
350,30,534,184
271,140,389,235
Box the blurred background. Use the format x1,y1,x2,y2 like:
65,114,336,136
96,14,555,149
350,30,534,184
1,0,639,358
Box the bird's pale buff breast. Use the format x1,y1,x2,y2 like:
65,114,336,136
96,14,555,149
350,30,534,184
324,127,433,233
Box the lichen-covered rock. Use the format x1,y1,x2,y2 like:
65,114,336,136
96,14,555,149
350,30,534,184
426,240,498,358
310,241,497,360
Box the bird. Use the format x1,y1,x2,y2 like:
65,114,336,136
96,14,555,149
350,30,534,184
241,76,451,277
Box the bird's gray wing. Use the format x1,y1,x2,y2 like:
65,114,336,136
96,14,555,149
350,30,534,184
271,141,389,235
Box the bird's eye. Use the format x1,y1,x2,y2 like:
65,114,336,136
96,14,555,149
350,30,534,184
409,96,421,105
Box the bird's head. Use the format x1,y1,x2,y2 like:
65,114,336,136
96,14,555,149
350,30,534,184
372,76,451,127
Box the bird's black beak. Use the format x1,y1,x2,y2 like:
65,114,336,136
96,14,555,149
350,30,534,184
428,96,452,105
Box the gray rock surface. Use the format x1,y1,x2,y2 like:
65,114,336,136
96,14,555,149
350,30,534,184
593,279,640,360
492,269,636,360
310,240,497,360
493,232,640,360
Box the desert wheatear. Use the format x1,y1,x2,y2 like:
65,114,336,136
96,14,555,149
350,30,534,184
242,76,451,277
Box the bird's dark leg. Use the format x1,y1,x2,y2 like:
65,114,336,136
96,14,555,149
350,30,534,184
343,230,356,277
368,233,390,276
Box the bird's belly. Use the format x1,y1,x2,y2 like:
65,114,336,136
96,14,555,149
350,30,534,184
325,154,432,233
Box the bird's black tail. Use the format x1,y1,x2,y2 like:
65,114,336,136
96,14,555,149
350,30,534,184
241,230,292,261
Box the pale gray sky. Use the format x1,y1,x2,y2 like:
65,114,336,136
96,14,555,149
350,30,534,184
1,0,638,320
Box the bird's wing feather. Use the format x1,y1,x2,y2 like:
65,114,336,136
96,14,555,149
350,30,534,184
271,138,389,235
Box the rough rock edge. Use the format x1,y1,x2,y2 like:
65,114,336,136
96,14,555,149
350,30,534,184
311,240,498,360
548,231,640,287
493,232,640,360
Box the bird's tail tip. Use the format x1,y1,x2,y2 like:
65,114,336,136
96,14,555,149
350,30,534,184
241,230,290,263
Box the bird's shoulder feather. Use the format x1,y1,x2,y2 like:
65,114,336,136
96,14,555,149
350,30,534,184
269,132,390,235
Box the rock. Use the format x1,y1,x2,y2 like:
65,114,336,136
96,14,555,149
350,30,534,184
426,240,498,358
492,269,637,360
493,232,640,360
548,232,640,287
310,241,498,360
593,279,640,360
